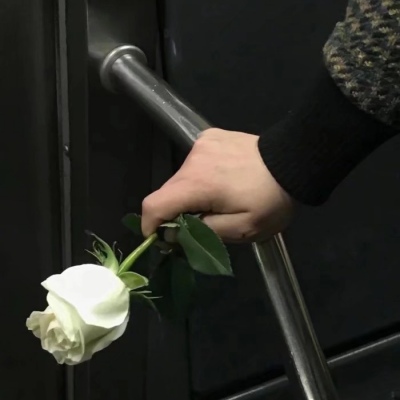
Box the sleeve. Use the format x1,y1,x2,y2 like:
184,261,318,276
258,0,400,206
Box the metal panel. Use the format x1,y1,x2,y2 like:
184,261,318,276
0,0,64,398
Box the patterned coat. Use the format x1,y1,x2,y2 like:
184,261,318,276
324,0,400,128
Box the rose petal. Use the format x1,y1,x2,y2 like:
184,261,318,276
45,293,81,343
26,308,53,339
64,314,130,366
87,314,129,355
46,291,110,357
42,264,130,328
28,264,131,365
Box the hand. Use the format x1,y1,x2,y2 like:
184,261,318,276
141,128,295,243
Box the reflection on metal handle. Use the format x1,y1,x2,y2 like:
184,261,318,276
98,45,338,400
100,45,210,149
253,238,338,400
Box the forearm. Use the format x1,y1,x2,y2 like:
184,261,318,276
258,0,400,206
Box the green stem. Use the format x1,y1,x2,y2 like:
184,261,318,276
118,233,158,275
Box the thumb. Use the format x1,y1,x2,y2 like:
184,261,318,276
141,180,212,237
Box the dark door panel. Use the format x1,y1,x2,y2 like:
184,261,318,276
85,1,162,399
0,0,64,398
221,334,400,400
285,136,400,353
6,0,398,398
160,0,400,395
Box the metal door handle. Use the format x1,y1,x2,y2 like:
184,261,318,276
95,44,338,400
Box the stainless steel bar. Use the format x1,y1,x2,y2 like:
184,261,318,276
98,45,338,400
222,332,400,400
100,45,210,149
253,237,338,400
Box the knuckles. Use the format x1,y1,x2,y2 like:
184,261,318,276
198,127,220,139
195,128,222,149
238,221,260,241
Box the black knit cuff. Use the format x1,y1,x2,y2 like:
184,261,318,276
258,66,398,206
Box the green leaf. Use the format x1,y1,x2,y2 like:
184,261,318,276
130,292,158,314
122,213,143,236
122,213,180,242
87,233,119,274
148,255,195,322
176,215,233,276
119,271,149,290
122,212,181,254
171,256,196,319
147,258,174,318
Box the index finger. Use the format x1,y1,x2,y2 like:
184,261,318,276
141,179,212,237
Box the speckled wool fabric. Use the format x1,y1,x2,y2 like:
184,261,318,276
324,0,400,128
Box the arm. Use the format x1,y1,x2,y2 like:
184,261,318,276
141,0,400,242
259,0,400,205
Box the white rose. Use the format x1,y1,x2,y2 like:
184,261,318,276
26,264,130,365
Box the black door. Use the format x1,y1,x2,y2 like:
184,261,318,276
3,1,400,399
159,1,400,399
1,0,71,398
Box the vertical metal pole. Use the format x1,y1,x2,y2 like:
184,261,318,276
253,238,338,400
97,45,339,400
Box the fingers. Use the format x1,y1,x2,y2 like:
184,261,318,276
141,179,212,237
201,212,259,243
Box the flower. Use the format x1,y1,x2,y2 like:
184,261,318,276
26,264,130,365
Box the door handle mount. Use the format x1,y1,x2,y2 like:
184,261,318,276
92,43,339,400
99,45,147,92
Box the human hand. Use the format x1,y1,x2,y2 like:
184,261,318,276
141,128,295,243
